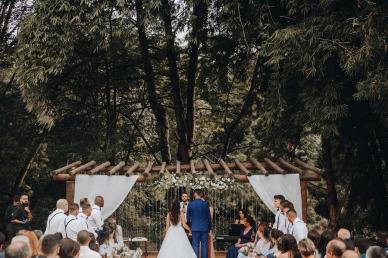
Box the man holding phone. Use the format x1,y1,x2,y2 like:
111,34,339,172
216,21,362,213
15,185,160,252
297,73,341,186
10,194,33,236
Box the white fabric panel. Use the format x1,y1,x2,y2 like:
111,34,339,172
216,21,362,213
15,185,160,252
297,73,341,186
248,174,303,219
74,175,138,220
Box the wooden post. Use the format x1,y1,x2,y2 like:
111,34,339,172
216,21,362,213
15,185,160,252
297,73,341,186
66,181,75,204
300,181,308,222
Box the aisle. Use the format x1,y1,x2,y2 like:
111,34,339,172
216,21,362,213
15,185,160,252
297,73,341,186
146,251,227,258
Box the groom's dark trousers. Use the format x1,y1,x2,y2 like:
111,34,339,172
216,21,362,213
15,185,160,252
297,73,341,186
187,199,211,258
192,231,208,258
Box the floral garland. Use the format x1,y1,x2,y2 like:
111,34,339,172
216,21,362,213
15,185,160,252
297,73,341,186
152,173,236,190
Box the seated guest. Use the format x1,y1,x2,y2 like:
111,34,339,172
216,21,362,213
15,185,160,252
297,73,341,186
106,218,123,245
326,239,346,258
97,229,116,258
44,199,68,235
338,229,351,241
77,230,101,258
235,210,248,225
33,231,43,241
265,229,284,258
298,238,316,258
0,232,6,258
11,236,30,247
276,234,301,258
238,222,271,258
342,250,360,258
318,231,335,258
344,239,356,251
20,231,39,257
365,246,386,258
226,216,256,258
308,230,321,258
40,234,60,258
286,209,308,243
5,242,32,258
354,239,371,258
58,238,80,258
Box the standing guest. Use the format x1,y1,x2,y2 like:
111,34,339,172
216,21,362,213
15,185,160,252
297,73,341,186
280,201,294,234
318,231,335,258
45,199,68,235
79,199,90,213
365,246,386,258
10,195,32,237
226,216,256,258
20,231,39,257
58,238,80,258
58,204,88,241
326,239,347,258
40,234,60,258
77,230,101,258
276,234,301,258
273,195,287,233
298,238,316,258
89,197,104,232
77,204,97,238
4,196,20,240
5,242,31,258
0,232,6,258
338,229,351,241
342,250,360,258
286,209,308,243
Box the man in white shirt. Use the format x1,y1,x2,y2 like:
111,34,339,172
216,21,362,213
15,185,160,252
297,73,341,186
273,195,286,233
44,199,68,235
78,204,97,238
280,200,294,234
77,230,101,258
286,208,308,243
180,192,190,213
58,204,89,241
88,196,104,231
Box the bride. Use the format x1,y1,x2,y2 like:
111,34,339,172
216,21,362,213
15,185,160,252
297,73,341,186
157,201,197,258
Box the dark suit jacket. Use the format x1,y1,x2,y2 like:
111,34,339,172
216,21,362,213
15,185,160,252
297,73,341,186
186,199,211,232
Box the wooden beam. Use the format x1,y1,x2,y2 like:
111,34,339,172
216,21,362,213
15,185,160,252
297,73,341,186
190,160,197,175
249,158,269,176
69,161,96,175
126,162,140,176
203,159,216,176
293,158,321,174
234,159,252,176
219,159,233,177
66,181,75,204
143,162,153,177
159,162,166,174
89,161,111,175
175,161,181,174
263,158,285,174
300,181,308,222
52,161,82,175
108,161,125,175
278,158,303,174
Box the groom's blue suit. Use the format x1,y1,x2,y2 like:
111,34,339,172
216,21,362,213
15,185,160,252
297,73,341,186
186,199,211,258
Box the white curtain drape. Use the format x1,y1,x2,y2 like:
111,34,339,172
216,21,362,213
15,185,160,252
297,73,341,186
74,175,138,220
248,174,303,218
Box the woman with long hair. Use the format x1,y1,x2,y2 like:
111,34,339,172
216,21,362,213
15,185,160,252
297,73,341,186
20,230,40,257
157,201,196,258
235,210,248,224
237,221,271,258
277,234,301,258
298,238,316,258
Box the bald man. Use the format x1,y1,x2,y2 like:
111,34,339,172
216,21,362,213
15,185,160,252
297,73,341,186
44,199,68,235
338,228,351,240
327,239,347,258
342,250,360,258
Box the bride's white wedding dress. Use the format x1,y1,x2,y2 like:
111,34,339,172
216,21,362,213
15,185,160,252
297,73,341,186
157,214,196,258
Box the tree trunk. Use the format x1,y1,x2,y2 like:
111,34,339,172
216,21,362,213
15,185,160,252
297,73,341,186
160,0,189,162
321,136,339,229
134,0,171,163
0,0,15,42
186,0,207,150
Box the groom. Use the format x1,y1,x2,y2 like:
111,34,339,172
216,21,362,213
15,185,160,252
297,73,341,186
186,189,211,258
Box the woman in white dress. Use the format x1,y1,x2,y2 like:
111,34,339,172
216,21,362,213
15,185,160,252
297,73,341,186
157,201,197,258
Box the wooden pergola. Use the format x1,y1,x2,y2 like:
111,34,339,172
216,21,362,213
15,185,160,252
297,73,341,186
52,157,321,222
